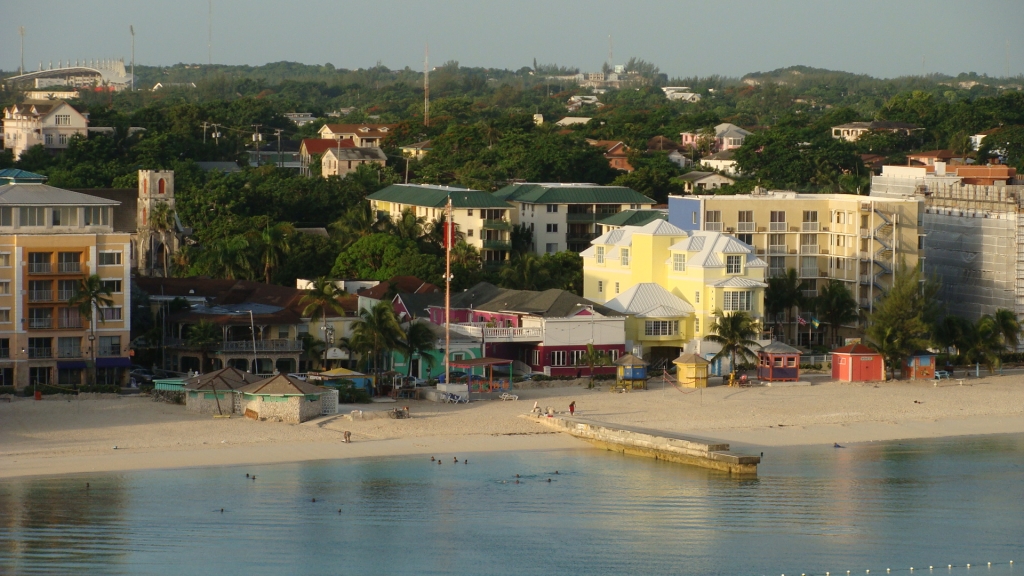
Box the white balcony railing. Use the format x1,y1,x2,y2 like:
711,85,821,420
58,262,82,273
448,324,543,342
800,245,819,254
769,222,787,232
28,290,53,302
737,222,755,233
705,222,723,232
802,222,820,232
768,245,788,254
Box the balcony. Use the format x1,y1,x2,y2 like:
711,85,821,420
481,219,511,231
28,347,52,359
566,213,599,223
28,263,52,274
704,222,723,232
29,318,53,329
802,222,820,232
768,245,788,254
57,347,82,358
58,316,83,329
58,290,75,301
29,290,53,302
566,232,598,244
769,222,787,232
58,262,82,273
801,289,818,299
800,245,820,254
737,222,755,233
769,268,786,278
98,347,121,357
859,274,871,285
800,268,819,278
482,240,511,250
448,324,543,342
166,337,304,353
0,348,8,359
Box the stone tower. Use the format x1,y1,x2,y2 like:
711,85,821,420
137,170,177,276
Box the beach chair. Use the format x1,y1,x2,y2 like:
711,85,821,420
499,392,518,401
450,393,468,404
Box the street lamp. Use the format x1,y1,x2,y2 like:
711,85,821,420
248,310,258,374
87,334,96,386
320,325,335,370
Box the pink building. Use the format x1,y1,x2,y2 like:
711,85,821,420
680,123,752,153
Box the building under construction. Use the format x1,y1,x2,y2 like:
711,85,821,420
872,164,1024,320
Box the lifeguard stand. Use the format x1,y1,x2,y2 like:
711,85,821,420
673,353,710,388
614,354,648,391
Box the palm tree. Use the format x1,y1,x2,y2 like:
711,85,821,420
814,279,859,347
964,315,1003,374
575,343,611,389
509,224,533,256
389,208,427,243
990,308,1021,352
424,215,464,251
705,310,761,381
933,314,974,359
199,235,253,280
186,320,222,374
299,277,345,370
149,201,175,277
331,203,387,247
351,302,403,394
397,320,437,379
765,268,804,343
254,222,294,284
68,275,114,386
499,252,550,291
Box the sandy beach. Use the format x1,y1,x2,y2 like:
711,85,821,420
2,374,1023,479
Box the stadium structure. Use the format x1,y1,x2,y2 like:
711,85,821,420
4,59,133,91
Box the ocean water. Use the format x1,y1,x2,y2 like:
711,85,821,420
1,435,1023,576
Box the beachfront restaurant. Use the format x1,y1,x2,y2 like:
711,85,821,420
307,367,375,391
183,367,262,415
236,374,326,423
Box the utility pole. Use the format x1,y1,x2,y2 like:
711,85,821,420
252,124,262,167
274,129,283,168
208,0,213,65
211,124,221,145
424,44,430,127
130,25,135,91
19,26,25,75
202,122,209,143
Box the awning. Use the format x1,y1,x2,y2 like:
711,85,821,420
96,357,132,368
449,357,513,368
57,361,88,369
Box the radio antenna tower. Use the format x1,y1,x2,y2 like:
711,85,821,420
608,35,613,68
19,26,25,75
424,44,430,127
130,25,135,91
208,0,213,65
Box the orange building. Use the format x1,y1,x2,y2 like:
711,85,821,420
0,183,132,388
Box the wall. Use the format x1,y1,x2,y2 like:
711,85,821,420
185,390,233,414
542,317,624,347
243,394,322,423
667,196,702,232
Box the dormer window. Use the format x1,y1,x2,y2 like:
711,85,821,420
359,127,370,132
379,127,389,132
726,255,742,274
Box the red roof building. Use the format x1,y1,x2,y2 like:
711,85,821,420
831,343,885,382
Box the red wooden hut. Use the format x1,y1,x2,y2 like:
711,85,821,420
757,342,801,382
902,350,936,380
831,344,885,382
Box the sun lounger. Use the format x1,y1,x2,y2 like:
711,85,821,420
499,392,518,401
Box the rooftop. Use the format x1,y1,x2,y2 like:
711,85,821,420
597,209,667,227
493,183,654,205
368,184,512,209
0,183,119,206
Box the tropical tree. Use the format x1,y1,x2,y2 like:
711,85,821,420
765,268,804,343
68,275,114,385
705,310,761,380
814,279,859,347
962,315,1003,374
389,207,427,243
574,343,611,389
330,202,387,248
199,235,253,280
499,252,550,291
253,222,294,284
933,314,974,358
186,320,222,374
396,320,437,379
299,277,346,369
351,302,403,394
509,223,533,256
865,262,939,377
989,308,1021,353
148,201,175,277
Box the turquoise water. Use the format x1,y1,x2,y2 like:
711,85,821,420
1,435,1023,575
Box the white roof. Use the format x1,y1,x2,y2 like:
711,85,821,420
708,276,768,288
0,184,120,206
715,123,752,138
604,283,694,318
590,219,688,252
668,231,765,268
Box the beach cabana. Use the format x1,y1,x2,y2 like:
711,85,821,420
183,367,262,415
902,350,936,380
673,353,710,388
235,374,326,423
757,342,801,382
614,354,648,390
449,357,514,393
831,344,884,382
153,377,187,392
308,367,375,391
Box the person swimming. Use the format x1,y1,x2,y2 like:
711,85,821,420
834,443,845,448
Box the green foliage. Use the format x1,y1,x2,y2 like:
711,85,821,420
331,235,442,283
865,262,940,374
705,310,761,376
813,279,860,347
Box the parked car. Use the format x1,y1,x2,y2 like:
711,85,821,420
436,371,467,383
402,376,426,386
130,368,157,384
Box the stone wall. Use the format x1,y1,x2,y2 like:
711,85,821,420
243,395,322,423
185,391,232,415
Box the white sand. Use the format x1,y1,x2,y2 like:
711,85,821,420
2,375,1023,479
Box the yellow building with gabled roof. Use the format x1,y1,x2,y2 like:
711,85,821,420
582,219,767,363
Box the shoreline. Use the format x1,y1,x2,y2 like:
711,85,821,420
2,377,1023,480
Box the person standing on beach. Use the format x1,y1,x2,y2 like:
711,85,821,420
569,401,576,415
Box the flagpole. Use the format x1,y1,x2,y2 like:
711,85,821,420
444,194,452,389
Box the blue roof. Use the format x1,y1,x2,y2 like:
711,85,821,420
0,169,47,184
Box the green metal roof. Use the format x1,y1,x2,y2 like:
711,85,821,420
492,183,655,205
368,184,513,209
598,209,667,227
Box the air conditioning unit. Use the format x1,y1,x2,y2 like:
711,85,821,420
822,226,830,231
789,249,797,254
790,226,799,232
757,226,766,232
726,227,735,232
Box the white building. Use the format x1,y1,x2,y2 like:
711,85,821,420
321,147,387,178
701,150,740,176
493,183,655,254
2,101,88,160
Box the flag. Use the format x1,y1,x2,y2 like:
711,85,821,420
797,317,808,326
811,317,820,329
442,221,456,248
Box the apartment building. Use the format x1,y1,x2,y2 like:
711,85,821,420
581,220,767,363
667,191,924,344
0,183,131,388
321,146,387,178
2,100,88,160
493,183,654,254
317,124,397,147
367,184,513,263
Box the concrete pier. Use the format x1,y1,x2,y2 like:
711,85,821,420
524,414,760,475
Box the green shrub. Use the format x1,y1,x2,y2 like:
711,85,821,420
335,380,371,404
0,385,15,396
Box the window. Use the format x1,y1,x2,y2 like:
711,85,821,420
737,210,754,232
597,281,603,293
620,248,630,266
59,134,69,145
45,134,53,145
769,256,786,277
55,114,71,126
596,246,604,264
0,309,9,323
547,204,558,213
531,350,540,366
0,281,8,295
692,212,697,224
0,208,10,226
467,229,473,237
57,337,81,358
918,235,924,249
467,209,473,216
694,318,699,333
644,320,679,336
737,233,753,245
550,350,566,366
545,243,558,254
722,291,752,311
726,255,742,274
546,223,558,233
705,210,722,231
695,291,700,304
83,207,109,226
101,279,122,293
99,336,121,356
770,210,787,231
98,252,122,266
0,253,12,267
672,253,686,272
570,349,588,365
101,307,123,321
834,235,846,248
20,207,45,227
615,282,619,294
802,210,819,231
836,211,846,224
800,233,818,246
29,308,53,329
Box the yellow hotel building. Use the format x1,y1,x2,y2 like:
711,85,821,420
0,183,131,389
582,220,768,364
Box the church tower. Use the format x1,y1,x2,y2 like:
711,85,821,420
137,170,177,276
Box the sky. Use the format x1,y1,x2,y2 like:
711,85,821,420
4,0,1022,79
